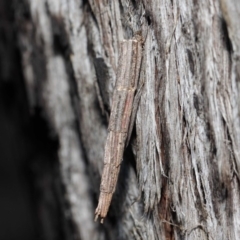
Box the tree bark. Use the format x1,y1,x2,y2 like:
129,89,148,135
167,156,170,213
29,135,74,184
1,0,240,239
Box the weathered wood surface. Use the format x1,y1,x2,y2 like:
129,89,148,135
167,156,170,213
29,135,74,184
14,0,240,239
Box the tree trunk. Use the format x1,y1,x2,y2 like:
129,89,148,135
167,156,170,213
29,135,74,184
1,0,240,239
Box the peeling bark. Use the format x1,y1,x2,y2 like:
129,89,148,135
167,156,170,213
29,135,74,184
4,0,240,239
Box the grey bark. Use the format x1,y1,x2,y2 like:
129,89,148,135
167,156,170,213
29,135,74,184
9,0,240,239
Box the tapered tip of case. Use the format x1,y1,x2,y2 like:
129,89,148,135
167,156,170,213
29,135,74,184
94,213,104,224
95,192,113,223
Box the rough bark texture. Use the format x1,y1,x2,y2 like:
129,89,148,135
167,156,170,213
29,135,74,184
1,0,240,239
